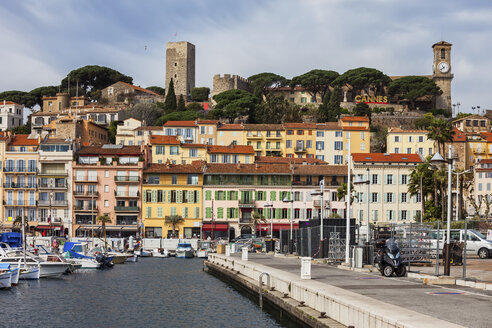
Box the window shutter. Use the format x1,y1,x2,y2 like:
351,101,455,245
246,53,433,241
168,190,171,202
276,208,281,219
235,208,239,218
215,191,219,200
227,191,230,200
270,191,276,201
217,207,223,219
196,191,199,203
255,191,259,200
300,192,303,201
288,208,291,219
177,190,182,203
206,207,211,219
226,208,230,219
161,190,166,203
384,193,387,203
206,190,211,201
151,190,157,203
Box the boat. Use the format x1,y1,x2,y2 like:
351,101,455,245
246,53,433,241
20,265,40,280
36,245,81,273
176,243,194,258
62,242,102,270
151,248,169,258
106,252,127,264
0,270,11,288
196,241,213,259
125,254,138,262
135,249,152,257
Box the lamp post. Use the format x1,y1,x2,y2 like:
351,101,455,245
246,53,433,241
345,132,351,264
311,179,325,258
430,147,453,276
282,193,294,254
454,169,471,221
264,202,273,239
353,170,370,244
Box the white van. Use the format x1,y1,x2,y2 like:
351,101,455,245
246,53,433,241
428,229,492,259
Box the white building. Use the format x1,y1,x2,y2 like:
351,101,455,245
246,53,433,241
474,159,492,217
0,100,23,131
351,153,423,224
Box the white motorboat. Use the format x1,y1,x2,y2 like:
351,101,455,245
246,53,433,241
135,249,152,257
151,248,169,258
62,242,102,269
196,241,213,259
176,243,194,258
0,270,11,288
20,265,40,280
125,254,138,262
36,245,81,273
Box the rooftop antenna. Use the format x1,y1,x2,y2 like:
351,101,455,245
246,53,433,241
75,80,79,121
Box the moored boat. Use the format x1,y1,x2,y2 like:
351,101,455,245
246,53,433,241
196,241,213,259
20,265,40,280
151,248,169,258
176,243,194,258
0,270,11,288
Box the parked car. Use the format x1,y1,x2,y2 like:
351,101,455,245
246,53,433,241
428,229,492,259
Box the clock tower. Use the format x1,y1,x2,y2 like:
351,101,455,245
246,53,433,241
432,41,453,114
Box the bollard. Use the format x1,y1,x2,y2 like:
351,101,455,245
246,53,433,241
225,245,231,257
242,247,248,261
129,236,134,250
301,257,311,279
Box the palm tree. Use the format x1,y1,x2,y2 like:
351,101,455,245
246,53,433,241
427,117,455,154
251,210,266,236
408,159,434,221
165,215,184,238
97,215,111,245
13,216,29,232
337,183,356,205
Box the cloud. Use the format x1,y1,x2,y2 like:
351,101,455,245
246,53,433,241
0,0,491,112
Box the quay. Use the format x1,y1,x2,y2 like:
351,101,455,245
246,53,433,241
206,253,492,328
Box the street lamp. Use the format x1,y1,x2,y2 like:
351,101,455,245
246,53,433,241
282,193,294,254
454,169,472,221
264,202,273,239
311,179,325,258
430,147,453,276
353,169,370,244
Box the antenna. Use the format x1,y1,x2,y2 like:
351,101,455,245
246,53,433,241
68,76,70,95
75,80,79,121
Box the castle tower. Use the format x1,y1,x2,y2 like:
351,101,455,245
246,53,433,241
432,41,453,114
165,41,195,98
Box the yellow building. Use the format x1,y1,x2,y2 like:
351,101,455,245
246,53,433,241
196,119,219,145
142,162,203,238
339,116,370,164
284,123,317,159
466,132,492,168
387,128,435,157
243,124,284,157
216,124,245,146
207,145,255,164
150,135,207,164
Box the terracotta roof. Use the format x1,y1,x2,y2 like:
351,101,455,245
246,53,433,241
78,145,142,156
118,82,160,96
204,163,291,174
316,122,340,130
134,126,162,131
149,135,180,145
255,156,326,165
0,100,21,106
31,107,120,116
478,159,492,164
388,128,428,133
480,132,492,142
452,127,466,142
340,116,369,122
342,126,369,131
181,143,206,148
217,124,244,130
9,135,39,146
283,123,317,129
293,165,348,176
196,120,219,125
144,162,204,174
163,121,196,127
452,114,486,123
243,124,283,131
43,138,71,144
352,153,422,163
207,145,255,154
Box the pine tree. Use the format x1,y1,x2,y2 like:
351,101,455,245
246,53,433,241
326,86,342,122
177,95,186,111
164,78,177,112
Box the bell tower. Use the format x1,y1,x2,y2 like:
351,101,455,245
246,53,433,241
432,41,453,114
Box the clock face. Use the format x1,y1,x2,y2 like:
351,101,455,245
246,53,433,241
438,61,449,73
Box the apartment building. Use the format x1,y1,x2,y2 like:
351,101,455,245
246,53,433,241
387,128,434,157
351,153,423,224
284,123,317,159
0,100,24,131
207,145,254,164
196,120,218,145
243,124,284,157
163,121,198,144
72,145,145,237
216,124,245,146
142,162,203,238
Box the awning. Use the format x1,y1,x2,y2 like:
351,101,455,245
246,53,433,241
105,226,137,232
257,223,299,231
35,225,63,231
202,223,229,231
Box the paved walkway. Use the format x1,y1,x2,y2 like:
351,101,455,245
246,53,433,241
413,258,492,283
234,253,492,328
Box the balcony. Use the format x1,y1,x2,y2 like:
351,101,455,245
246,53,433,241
253,145,262,151
3,183,37,189
3,167,37,173
116,219,138,225
313,200,330,208
183,135,194,141
473,148,485,154
294,147,307,153
246,132,263,139
38,182,67,189
114,176,140,183
266,132,282,139
38,200,68,207
239,217,252,224
239,199,255,208
115,191,140,198
74,206,98,212
114,206,139,212
3,200,37,206
38,171,68,177
74,191,99,198
75,177,98,183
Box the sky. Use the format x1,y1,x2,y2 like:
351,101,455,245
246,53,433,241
1,0,492,114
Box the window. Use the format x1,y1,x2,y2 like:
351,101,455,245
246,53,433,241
306,140,312,148
481,120,486,127
371,192,378,203
189,148,198,157
297,130,303,135
407,148,412,154
418,136,424,142
210,154,218,163
172,175,177,184
104,200,109,207
386,175,393,184
334,141,343,150
393,147,399,153
335,131,342,137
316,141,324,150
386,192,393,203
287,130,293,135
187,175,198,185
360,143,365,151
440,48,445,59
317,131,324,137
157,207,163,218
104,185,109,193
156,146,165,155
466,120,471,126
418,147,424,155
301,97,307,103
372,210,379,221
387,210,395,221
394,136,400,142
401,193,407,203
415,193,422,203
222,155,230,163
401,175,407,184
334,155,343,164
170,146,179,155
400,210,407,221
286,140,292,148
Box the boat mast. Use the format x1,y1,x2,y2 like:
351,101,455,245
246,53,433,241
22,214,26,265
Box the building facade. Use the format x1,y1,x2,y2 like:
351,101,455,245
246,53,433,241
387,128,435,157
165,41,195,97
0,100,23,131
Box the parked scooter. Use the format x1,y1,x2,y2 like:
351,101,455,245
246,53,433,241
375,238,406,277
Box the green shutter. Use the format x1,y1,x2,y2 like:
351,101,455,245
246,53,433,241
196,190,200,203
276,208,281,219
255,191,259,200
215,191,219,200
151,190,157,203
227,191,230,200
194,207,199,218
206,190,211,201
288,208,291,219
235,208,239,218
189,190,194,203
270,191,276,201
162,190,166,203
177,190,182,203
206,207,212,219
217,207,223,219
168,190,172,202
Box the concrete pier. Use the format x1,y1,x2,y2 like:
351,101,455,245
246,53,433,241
207,253,491,328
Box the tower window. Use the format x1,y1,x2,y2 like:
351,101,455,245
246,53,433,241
174,63,177,66
440,49,445,59
174,74,177,78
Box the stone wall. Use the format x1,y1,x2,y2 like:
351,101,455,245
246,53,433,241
165,41,195,97
371,112,425,130
211,74,251,104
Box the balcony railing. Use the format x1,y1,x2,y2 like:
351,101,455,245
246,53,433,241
294,147,306,153
74,206,97,211
3,200,37,206
114,206,139,212
114,191,140,197
38,182,67,189
239,218,252,223
116,219,138,225
266,132,282,139
246,133,263,139
74,191,99,197
3,183,37,189
38,200,68,206
75,177,98,183
38,171,68,176
114,176,140,183
239,199,255,208
3,167,37,173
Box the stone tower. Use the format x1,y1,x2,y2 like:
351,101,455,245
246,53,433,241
165,41,195,97
432,41,453,114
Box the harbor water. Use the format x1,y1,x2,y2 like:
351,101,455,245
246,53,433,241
0,258,286,328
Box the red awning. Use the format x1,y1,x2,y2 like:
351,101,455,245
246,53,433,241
36,225,62,230
257,223,299,231
202,223,229,231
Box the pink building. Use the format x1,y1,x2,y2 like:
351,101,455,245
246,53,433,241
72,145,147,237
